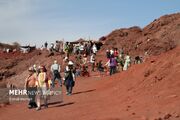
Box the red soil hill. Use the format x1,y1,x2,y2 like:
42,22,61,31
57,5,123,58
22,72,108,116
99,13,180,56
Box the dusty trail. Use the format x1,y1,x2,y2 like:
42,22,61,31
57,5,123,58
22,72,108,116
0,76,106,120
0,46,180,120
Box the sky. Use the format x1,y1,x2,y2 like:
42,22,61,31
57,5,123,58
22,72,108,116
0,0,180,47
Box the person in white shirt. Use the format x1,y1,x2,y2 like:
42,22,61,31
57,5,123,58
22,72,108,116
50,60,62,88
79,44,84,54
90,53,96,71
123,54,131,71
92,43,97,54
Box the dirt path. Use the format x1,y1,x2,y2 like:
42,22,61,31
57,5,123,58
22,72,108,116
0,76,106,120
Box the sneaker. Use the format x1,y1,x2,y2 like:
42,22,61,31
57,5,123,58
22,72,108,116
28,105,33,109
33,105,37,108
67,93,72,96
36,107,41,111
32,103,37,108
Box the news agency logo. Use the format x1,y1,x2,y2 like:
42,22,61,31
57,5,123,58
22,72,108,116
8,89,62,96
9,89,28,95
0,88,63,104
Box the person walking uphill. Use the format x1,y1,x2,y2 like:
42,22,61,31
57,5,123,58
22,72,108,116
25,67,38,109
51,60,62,88
64,61,75,96
109,55,117,75
106,55,117,76
123,53,131,71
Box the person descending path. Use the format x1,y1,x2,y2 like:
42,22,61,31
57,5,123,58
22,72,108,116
64,61,76,96
36,66,48,111
25,67,38,109
51,60,62,88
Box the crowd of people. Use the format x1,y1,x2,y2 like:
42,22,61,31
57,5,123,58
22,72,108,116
25,40,143,111
25,60,76,111
45,40,102,57
44,40,143,76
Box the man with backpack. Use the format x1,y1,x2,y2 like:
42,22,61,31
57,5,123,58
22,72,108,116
51,60,62,88
64,61,75,95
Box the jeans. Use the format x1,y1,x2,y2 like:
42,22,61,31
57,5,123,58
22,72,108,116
51,72,62,88
27,87,37,107
66,86,73,94
110,66,116,75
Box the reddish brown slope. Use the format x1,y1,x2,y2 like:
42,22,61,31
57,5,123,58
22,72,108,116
95,46,180,120
99,13,180,56
0,50,66,87
0,47,179,120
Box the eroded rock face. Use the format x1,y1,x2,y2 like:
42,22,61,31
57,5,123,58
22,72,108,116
98,13,180,57
0,81,6,88
0,70,16,80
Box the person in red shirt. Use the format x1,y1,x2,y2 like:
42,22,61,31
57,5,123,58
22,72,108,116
114,48,119,58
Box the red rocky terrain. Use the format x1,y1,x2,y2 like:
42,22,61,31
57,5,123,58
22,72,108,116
0,13,180,120
99,13,180,56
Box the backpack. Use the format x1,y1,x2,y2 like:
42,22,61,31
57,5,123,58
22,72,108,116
65,71,73,80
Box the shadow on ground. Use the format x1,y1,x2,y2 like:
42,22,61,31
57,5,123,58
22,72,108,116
72,89,96,95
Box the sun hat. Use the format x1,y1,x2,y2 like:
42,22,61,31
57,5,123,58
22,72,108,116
68,61,74,65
